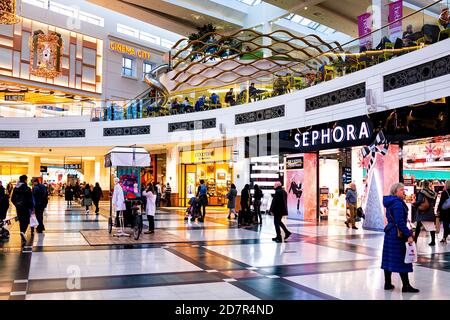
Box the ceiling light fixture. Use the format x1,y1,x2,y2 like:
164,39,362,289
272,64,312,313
304,6,308,10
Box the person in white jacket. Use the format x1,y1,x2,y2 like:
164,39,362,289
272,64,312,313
112,178,126,231
142,183,157,234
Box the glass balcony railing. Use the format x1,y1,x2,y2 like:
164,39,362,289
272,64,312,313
90,0,450,122
0,0,447,121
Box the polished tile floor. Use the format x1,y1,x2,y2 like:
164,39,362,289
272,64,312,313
0,197,449,300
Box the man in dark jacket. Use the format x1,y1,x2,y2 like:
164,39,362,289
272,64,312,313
0,181,9,221
270,181,291,242
32,178,48,233
11,175,34,244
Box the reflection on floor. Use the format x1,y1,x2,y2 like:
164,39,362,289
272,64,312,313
1,197,449,300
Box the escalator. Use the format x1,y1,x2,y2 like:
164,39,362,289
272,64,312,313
126,64,171,112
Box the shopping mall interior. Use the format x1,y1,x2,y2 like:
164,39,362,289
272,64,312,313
0,0,449,304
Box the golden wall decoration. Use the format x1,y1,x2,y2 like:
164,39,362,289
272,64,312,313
0,0,21,24
29,30,63,79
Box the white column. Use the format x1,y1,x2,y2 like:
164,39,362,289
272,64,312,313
233,137,250,193
166,147,179,193
95,156,109,190
371,0,389,47
83,160,95,185
27,156,41,178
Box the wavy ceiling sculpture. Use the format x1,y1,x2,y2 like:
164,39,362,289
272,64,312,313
168,29,345,91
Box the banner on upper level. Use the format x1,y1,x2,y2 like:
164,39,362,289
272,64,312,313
358,12,373,49
388,0,403,41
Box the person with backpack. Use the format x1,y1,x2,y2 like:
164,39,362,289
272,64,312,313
31,178,48,233
412,180,437,246
82,183,93,214
91,182,103,214
253,184,264,224
11,175,34,244
437,179,450,244
196,179,208,222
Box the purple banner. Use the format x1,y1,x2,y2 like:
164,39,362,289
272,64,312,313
389,0,403,40
358,12,372,49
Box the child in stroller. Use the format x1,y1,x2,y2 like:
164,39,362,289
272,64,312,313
185,197,202,222
0,193,13,240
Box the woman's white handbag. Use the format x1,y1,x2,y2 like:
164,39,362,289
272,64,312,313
404,242,418,264
30,214,39,228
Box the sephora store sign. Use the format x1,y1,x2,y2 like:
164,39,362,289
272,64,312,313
290,117,374,152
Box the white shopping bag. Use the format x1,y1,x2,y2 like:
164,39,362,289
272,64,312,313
30,214,39,228
404,242,418,264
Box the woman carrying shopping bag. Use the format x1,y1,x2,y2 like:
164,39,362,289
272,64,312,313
382,183,419,293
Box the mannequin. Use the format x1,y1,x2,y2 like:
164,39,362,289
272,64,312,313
112,177,129,237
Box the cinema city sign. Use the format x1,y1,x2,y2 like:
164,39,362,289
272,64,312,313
294,120,372,149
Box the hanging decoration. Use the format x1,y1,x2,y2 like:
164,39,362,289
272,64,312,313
0,0,21,24
29,30,63,78
424,144,436,158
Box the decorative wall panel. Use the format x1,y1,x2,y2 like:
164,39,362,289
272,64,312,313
0,130,19,138
305,83,365,111
384,54,450,91
0,18,102,94
38,129,85,138
168,118,216,132
103,125,150,136
235,105,285,125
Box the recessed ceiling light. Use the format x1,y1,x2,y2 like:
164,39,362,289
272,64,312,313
304,6,308,10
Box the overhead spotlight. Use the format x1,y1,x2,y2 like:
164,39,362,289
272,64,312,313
304,6,308,10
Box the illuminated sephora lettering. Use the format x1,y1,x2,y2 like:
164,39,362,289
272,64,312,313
294,122,371,148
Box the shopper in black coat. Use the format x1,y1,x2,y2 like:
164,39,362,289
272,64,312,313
91,183,103,214
240,184,251,226
11,175,34,244
412,180,437,246
437,180,450,244
253,184,264,224
270,181,291,242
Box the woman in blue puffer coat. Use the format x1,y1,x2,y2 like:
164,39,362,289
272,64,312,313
382,182,419,293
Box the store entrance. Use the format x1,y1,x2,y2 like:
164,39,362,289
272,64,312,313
318,147,365,222
402,135,450,219
180,162,233,207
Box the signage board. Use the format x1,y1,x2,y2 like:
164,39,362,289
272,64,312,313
180,147,232,164
280,116,374,154
64,163,82,170
109,41,151,60
5,94,25,101
286,156,304,170
40,166,48,173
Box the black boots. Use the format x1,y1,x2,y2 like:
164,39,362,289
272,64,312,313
272,237,282,243
384,270,395,290
400,272,419,293
429,231,436,246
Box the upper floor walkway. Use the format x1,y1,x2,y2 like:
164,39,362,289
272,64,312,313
0,38,449,148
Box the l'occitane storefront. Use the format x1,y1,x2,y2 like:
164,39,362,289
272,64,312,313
179,146,233,206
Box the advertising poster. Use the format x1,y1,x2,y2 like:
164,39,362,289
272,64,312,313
388,0,403,41
117,166,141,199
285,155,304,220
358,12,373,49
186,172,196,199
